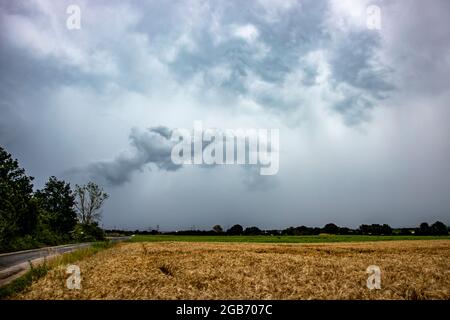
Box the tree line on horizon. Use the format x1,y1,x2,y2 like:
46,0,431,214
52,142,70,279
0,146,108,253
109,221,449,237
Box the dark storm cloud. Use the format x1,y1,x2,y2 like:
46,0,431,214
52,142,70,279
1,0,450,230
0,0,393,125
161,0,331,107
77,127,181,186
166,0,328,84
330,31,393,96
333,95,372,126
328,30,394,124
77,126,273,188
144,0,393,124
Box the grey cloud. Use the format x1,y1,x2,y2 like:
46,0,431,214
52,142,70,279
78,126,276,189
77,126,181,186
152,0,394,124
167,0,329,84
328,30,394,124
1,0,450,230
333,95,372,126
329,31,392,95
0,0,393,125
148,126,172,139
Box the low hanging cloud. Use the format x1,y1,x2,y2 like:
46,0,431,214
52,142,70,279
70,126,180,186
72,124,279,188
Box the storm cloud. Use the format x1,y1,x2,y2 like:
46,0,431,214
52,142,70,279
1,0,449,230
73,126,181,186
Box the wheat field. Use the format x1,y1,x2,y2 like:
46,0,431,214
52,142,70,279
13,240,450,300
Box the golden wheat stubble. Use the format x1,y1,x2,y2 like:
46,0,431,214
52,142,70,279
14,240,450,300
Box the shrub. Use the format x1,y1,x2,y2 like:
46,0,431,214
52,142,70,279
71,223,105,242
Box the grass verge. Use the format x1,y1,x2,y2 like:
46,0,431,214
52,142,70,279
0,241,114,299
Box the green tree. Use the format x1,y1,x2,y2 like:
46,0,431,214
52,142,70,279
227,224,243,235
381,224,393,235
431,221,448,235
419,222,430,235
212,225,223,233
0,146,38,250
323,223,339,234
35,176,77,237
244,226,262,235
358,224,392,235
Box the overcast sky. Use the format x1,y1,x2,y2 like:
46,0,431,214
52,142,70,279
1,0,449,230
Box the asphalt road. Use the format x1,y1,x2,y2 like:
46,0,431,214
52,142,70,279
0,237,130,270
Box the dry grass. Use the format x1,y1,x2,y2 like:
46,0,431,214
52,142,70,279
12,240,450,300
